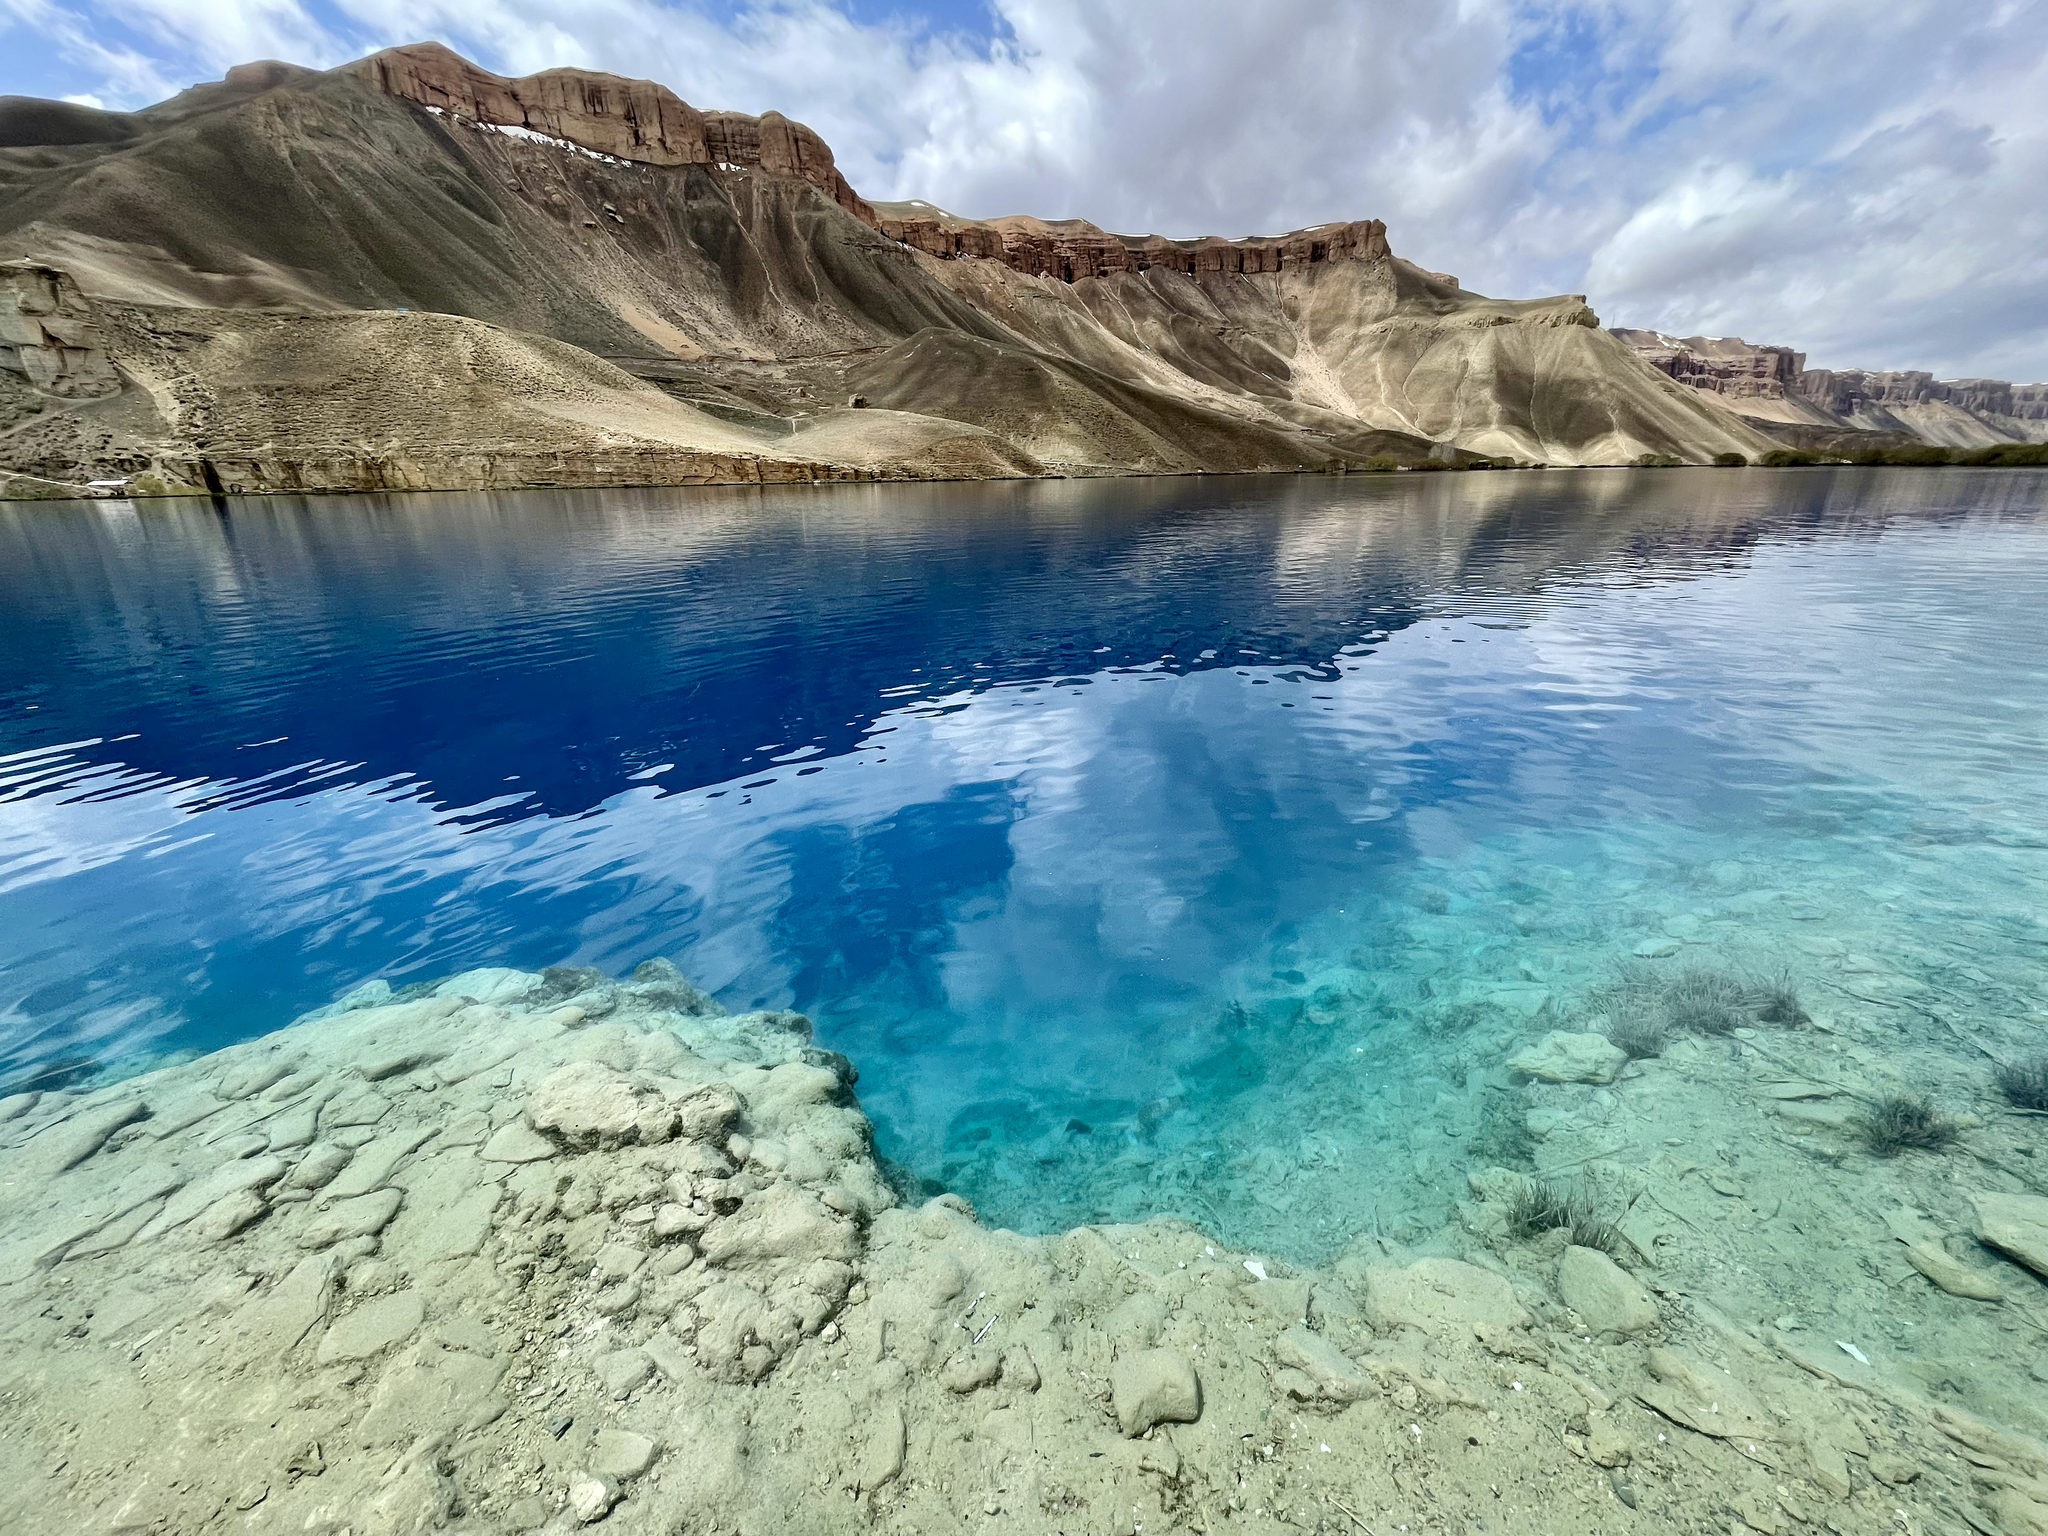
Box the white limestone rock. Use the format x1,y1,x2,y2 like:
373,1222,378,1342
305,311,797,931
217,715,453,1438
433,967,541,1005
299,1186,404,1249
569,1471,620,1524
1357,1257,1532,1339
1508,1031,1628,1084
284,1140,354,1190
527,1060,686,1148
1558,1245,1660,1336
1273,1324,1377,1402
1635,1347,1773,1441
1884,1207,2002,1301
590,1429,660,1480
480,1121,557,1162
1112,1348,1201,1436
1971,1190,2048,1278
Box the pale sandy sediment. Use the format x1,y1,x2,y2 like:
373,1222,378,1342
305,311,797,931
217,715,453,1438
2,959,2045,1535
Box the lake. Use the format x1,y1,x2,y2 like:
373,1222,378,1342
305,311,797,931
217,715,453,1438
4,467,2046,1257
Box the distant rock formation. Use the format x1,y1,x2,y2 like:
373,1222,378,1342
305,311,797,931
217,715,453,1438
1798,369,2048,432
873,204,1390,282
1612,328,2048,449
1610,329,1805,405
347,41,876,226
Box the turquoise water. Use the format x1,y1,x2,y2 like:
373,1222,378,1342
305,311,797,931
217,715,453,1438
3,469,2045,1257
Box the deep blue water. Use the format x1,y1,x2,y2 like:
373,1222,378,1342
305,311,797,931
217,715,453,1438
5,469,2046,1250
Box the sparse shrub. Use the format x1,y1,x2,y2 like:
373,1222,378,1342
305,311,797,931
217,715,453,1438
1662,966,1750,1035
1743,969,1809,1026
1995,1057,2048,1111
1713,451,1749,467
1854,1093,1959,1156
1360,454,1398,472
1605,1016,1668,1060
1964,442,2048,467
1505,1178,1573,1238
1589,959,1664,1018
1567,1199,1623,1256
1505,1178,1624,1254
1592,957,1805,1037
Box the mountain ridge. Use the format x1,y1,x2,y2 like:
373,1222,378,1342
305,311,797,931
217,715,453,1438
1612,328,2048,451
0,43,1796,496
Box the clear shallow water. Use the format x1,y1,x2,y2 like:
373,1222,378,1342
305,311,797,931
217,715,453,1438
4,469,2046,1257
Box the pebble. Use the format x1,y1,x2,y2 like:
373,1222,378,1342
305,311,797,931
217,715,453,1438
590,1429,659,1480
595,1347,654,1396
568,1472,620,1524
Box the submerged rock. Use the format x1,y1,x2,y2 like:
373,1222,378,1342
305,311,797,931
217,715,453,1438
1884,1207,2002,1301
1970,1190,2048,1278
1558,1245,1660,1336
1508,1031,1628,1085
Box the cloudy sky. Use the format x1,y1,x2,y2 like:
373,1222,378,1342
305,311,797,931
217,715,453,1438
4,0,2045,379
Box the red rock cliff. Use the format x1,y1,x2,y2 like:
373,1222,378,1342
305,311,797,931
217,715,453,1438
1610,329,1805,402
345,42,876,225
875,208,1390,283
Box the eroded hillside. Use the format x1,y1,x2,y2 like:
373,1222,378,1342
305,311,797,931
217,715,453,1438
1,43,1772,496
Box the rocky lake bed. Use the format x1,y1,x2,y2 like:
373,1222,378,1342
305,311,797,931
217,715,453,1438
3,952,2045,1536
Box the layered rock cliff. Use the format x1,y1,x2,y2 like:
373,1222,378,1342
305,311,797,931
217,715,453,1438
347,41,876,225
1613,329,2048,449
1609,329,1806,405
873,203,1389,281
0,41,1776,494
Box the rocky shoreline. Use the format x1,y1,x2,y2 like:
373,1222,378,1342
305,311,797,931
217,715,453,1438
3,959,2046,1535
